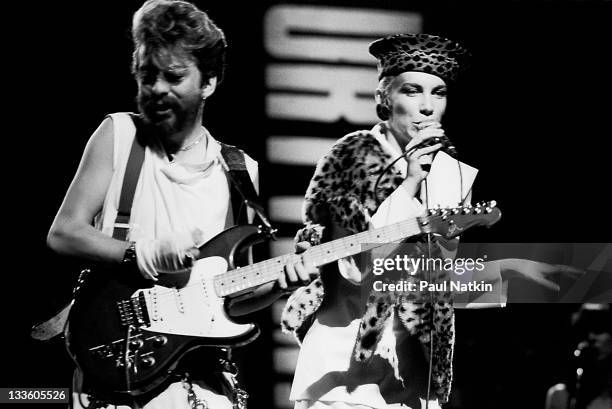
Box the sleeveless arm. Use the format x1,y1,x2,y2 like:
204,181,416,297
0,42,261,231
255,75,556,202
47,117,131,264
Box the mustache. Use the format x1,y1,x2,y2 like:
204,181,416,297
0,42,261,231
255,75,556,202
137,95,177,111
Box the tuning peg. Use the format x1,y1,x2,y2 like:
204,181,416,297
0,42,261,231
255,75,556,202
462,207,471,214
488,200,497,208
452,208,461,215
473,207,482,214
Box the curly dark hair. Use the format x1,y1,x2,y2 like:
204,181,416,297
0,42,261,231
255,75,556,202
131,0,227,84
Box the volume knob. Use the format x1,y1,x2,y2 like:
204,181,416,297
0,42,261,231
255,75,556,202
141,356,156,367
152,335,168,347
129,339,144,349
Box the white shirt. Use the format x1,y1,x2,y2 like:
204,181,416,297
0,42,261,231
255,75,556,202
95,113,258,243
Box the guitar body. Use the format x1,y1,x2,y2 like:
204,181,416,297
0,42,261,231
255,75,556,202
66,225,263,401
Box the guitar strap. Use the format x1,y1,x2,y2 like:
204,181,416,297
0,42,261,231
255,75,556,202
218,142,272,270
219,142,265,227
112,114,145,240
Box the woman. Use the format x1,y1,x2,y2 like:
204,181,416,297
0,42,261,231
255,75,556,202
281,34,574,409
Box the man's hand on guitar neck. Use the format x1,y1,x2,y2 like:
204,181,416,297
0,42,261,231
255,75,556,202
276,241,319,292
226,241,319,317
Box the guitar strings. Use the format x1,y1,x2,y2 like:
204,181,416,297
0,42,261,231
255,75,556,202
128,206,491,306
133,217,427,305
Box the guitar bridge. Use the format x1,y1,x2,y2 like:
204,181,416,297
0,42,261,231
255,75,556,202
117,292,151,328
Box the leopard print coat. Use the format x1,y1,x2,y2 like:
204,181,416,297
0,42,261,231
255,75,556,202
281,124,457,403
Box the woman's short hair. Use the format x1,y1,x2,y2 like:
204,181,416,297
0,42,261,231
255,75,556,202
132,0,227,84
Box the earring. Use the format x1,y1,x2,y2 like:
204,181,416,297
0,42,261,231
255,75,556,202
376,104,391,120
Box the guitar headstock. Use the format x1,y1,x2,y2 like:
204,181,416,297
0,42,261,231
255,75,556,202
420,201,502,239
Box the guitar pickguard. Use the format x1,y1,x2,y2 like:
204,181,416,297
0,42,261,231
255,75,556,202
137,257,254,338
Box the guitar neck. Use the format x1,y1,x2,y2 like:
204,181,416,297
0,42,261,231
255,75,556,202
213,217,427,297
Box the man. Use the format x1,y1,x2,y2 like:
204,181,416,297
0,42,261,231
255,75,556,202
47,1,313,407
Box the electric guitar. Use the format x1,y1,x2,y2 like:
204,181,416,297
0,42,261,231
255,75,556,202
66,201,501,401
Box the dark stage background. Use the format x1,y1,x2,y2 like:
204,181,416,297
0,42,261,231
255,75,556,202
4,1,611,408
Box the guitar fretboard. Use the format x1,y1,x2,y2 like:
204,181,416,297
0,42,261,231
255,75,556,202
213,217,428,297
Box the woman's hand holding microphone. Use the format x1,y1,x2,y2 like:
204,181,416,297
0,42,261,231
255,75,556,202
402,121,447,197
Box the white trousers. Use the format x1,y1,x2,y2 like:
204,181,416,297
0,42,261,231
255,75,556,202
294,399,442,409
72,376,233,409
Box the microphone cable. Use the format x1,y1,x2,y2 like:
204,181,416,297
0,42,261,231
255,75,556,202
372,135,467,408
424,179,434,409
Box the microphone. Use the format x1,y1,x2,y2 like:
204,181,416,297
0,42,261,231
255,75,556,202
407,135,458,173
411,135,458,159
373,131,458,197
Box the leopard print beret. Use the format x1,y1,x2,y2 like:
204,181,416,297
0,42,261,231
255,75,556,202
369,33,470,83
